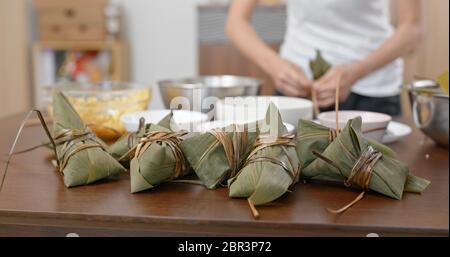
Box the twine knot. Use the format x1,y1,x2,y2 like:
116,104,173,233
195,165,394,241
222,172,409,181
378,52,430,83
133,131,188,180
328,145,382,213
209,126,248,180
53,127,104,171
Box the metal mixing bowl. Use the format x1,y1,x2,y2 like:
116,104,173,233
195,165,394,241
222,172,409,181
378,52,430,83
406,80,449,148
158,75,262,112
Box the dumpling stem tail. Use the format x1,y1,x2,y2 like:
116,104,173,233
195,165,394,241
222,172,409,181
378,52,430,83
247,199,260,219
327,191,365,214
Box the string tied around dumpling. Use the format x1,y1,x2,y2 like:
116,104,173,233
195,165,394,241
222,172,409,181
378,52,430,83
232,133,300,219
344,145,382,190
0,109,105,191
209,126,248,184
329,127,388,143
53,127,105,171
122,130,188,180
126,117,146,151
328,128,340,142
244,134,299,181
313,145,382,214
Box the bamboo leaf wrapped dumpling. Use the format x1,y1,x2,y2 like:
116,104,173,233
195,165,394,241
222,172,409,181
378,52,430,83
297,118,430,193
127,123,190,193
296,119,399,170
108,112,177,164
108,118,145,163
309,50,331,80
180,118,260,189
228,103,301,218
302,117,430,213
52,91,126,187
296,119,338,170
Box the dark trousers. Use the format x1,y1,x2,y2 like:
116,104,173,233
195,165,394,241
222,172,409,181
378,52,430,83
275,91,402,116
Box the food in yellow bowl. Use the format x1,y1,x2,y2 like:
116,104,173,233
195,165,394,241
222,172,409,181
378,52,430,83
44,81,152,142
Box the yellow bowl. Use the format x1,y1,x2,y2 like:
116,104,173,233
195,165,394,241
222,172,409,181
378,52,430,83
44,81,152,142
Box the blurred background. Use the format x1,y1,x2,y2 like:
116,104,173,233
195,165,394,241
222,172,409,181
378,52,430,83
0,0,448,119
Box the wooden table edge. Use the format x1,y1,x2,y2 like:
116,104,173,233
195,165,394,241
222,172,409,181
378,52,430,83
0,209,447,237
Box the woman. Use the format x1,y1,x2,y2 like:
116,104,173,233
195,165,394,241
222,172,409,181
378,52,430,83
226,0,422,115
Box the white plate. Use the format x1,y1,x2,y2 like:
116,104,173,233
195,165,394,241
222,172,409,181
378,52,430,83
197,120,295,134
382,121,412,144
216,96,313,127
318,111,392,142
313,120,412,144
121,110,208,132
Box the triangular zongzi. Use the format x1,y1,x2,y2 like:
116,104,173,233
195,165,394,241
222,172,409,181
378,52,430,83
309,50,331,81
297,118,430,194
297,119,398,169
228,103,301,218
52,91,126,187
128,123,191,193
108,111,176,164
180,123,259,189
302,117,430,213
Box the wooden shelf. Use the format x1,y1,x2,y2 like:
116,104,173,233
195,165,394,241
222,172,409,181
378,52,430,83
36,40,125,50
32,40,130,108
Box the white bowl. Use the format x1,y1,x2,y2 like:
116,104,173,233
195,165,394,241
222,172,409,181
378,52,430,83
215,96,313,127
196,120,295,134
318,111,392,141
121,110,209,132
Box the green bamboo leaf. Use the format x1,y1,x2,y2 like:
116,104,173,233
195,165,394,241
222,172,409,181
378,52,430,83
181,128,259,189
228,145,299,206
52,91,125,187
302,117,430,199
157,110,181,131
296,119,331,169
108,112,176,164
297,118,429,194
404,174,431,193
228,104,300,206
309,50,331,80
261,102,287,138
129,124,192,193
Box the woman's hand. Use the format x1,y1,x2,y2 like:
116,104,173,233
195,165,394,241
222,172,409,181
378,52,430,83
226,0,312,97
313,63,364,108
226,0,314,97
270,58,313,97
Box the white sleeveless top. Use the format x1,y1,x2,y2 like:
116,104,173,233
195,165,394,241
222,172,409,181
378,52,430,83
279,0,403,97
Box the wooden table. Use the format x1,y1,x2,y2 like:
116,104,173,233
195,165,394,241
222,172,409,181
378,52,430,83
0,113,448,237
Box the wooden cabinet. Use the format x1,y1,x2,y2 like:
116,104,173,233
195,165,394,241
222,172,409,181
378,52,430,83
32,40,130,108
392,0,449,116
402,0,449,81
34,0,107,41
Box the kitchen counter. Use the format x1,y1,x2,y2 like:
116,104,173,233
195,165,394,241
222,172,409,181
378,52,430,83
0,113,448,236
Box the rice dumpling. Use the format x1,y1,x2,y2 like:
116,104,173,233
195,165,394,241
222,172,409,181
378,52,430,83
228,103,301,218
128,123,191,193
309,50,331,116
180,123,260,189
52,91,126,187
108,112,176,165
309,50,331,81
296,119,397,170
301,117,430,213
297,118,430,194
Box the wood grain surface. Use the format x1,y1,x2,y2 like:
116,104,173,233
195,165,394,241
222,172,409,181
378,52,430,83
0,113,448,237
